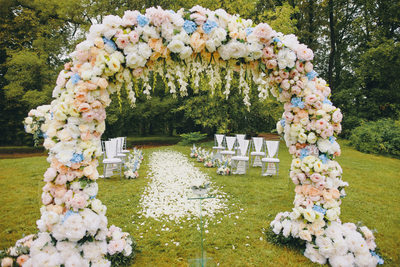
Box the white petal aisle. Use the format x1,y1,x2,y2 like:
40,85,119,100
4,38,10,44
139,150,228,222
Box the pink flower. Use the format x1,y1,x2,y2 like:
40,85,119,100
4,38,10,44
122,10,139,26
253,23,273,42
310,173,323,183
128,31,139,44
108,240,125,255
16,255,29,266
289,146,297,155
281,79,291,90
66,172,76,182
316,119,328,131
291,85,301,95
262,47,274,59
279,70,289,79
70,192,88,210
41,192,53,205
305,61,313,72
296,44,314,61
55,174,67,185
82,111,95,122
44,167,57,182
284,111,294,122
56,73,66,87
304,94,317,105
75,91,87,102
54,186,67,198
78,103,91,113
296,80,304,89
147,6,171,26
266,59,277,69
297,173,306,183
115,35,129,49
315,181,325,190
332,109,343,123
295,61,304,72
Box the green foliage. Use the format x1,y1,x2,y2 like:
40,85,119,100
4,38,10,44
179,131,207,145
106,242,138,267
265,227,306,253
349,119,400,157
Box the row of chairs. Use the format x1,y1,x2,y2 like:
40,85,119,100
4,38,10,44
100,137,129,178
213,134,280,176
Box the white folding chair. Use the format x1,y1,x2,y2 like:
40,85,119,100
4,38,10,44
250,137,266,167
220,136,236,158
113,138,127,163
212,134,226,157
231,139,250,174
103,140,123,178
261,141,280,176
234,134,246,152
120,137,130,153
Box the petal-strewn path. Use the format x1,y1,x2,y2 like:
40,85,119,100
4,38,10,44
139,150,228,222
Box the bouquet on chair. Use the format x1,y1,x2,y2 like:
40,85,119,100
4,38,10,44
124,148,143,179
216,157,231,175
204,152,217,168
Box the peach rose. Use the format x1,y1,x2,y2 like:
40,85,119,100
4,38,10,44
308,186,322,197
78,103,91,113
323,189,333,201
54,185,67,198
47,204,63,214
331,188,340,199
190,32,206,53
81,131,92,141
75,91,87,102
1,257,13,267
97,78,108,89
16,255,29,266
44,167,57,182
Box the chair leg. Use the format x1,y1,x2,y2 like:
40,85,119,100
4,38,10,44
103,163,107,178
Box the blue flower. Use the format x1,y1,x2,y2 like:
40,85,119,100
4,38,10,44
71,153,84,163
102,37,117,51
245,27,254,36
319,153,329,164
306,70,318,80
312,205,327,215
70,73,81,85
323,97,333,105
370,251,384,265
202,20,218,34
50,112,54,120
90,195,97,200
137,14,149,27
300,148,309,159
280,119,286,127
183,20,197,34
291,97,305,109
329,136,336,144
273,37,280,43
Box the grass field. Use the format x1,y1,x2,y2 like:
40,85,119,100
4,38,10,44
0,140,399,266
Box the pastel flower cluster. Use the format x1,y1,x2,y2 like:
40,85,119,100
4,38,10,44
270,212,383,266
23,105,51,146
124,148,143,179
0,234,35,267
216,158,232,176
106,225,134,257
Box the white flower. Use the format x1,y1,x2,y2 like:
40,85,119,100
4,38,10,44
277,48,296,69
303,242,327,264
281,219,292,237
280,34,299,50
82,241,107,261
303,208,316,222
167,39,185,53
326,208,339,221
81,208,101,235
307,132,317,144
329,253,355,267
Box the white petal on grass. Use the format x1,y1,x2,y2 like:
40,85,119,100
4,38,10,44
139,150,229,222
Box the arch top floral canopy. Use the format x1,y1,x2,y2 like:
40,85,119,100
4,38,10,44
14,5,383,267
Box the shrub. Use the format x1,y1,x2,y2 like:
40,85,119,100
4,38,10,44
179,132,207,145
349,119,400,157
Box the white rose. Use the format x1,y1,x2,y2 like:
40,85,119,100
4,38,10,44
307,132,317,144
325,208,339,221
167,39,185,53
25,117,33,125
303,208,316,222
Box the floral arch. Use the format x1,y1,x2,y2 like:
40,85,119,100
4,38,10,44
13,5,382,267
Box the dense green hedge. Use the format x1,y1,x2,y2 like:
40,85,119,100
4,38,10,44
349,119,400,157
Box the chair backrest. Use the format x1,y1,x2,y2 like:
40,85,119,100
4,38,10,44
252,137,264,153
215,134,225,147
101,140,106,152
266,140,280,158
117,137,124,152
238,139,250,156
105,140,117,159
122,136,127,149
236,134,246,141
225,136,236,151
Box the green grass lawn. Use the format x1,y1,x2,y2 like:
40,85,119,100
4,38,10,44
0,140,399,266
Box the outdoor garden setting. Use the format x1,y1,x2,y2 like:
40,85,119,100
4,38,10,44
0,1,399,266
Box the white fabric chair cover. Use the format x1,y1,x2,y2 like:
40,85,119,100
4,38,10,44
213,134,226,150
232,139,250,174
251,137,266,167
221,136,236,156
261,140,280,176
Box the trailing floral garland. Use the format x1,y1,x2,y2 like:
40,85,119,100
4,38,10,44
123,148,143,179
189,145,231,175
9,5,381,266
